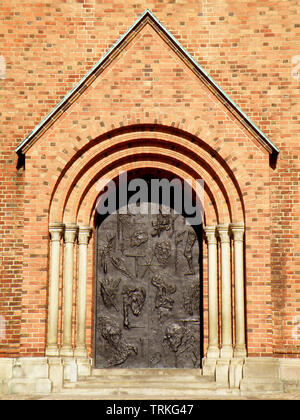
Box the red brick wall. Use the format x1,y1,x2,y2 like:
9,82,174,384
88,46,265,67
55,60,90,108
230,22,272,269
0,0,299,358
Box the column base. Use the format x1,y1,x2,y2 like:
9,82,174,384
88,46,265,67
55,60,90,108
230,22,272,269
234,347,247,358
77,358,92,377
74,347,88,358
60,346,74,357
62,358,77,382
202,357,217,377
220,345,233,359
206,346,220,359
229,358,244,389
216,359,230,388
48,357,63,392
45,345,60,357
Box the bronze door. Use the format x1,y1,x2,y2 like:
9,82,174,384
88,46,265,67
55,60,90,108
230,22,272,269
95,204,202,369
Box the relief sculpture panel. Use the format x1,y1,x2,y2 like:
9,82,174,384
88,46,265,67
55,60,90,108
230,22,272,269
95,203,201,369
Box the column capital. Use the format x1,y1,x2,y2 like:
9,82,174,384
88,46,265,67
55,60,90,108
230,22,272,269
64,224,78,244
204,225,217,245
217,224,230,243
49,223,65,242
230,223,245,242
78,226,93,245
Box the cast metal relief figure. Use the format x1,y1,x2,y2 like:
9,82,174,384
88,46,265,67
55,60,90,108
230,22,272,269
122,286,146,328
154,240,171,265
130,230,148,247
151,273,176,319
151,212,172,237
110,254,133,279
183,282,200,316
99,277,121,312
164,322,198,368
183,230,197,274
98,317,138,368
117,212,132,242
99,232,115,274
150,352,162,367
174,230,185,273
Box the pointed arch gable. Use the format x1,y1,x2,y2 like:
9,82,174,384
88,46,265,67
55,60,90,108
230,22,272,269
15,9,278,159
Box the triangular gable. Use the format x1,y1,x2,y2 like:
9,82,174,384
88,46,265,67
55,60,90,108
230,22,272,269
15,9,279,157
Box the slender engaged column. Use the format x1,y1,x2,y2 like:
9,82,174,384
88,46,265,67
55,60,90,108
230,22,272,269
217,224,233,358
204,226,219,358
230,223,247,358
74,226,92,358
60,224,78,357
46,223,64,357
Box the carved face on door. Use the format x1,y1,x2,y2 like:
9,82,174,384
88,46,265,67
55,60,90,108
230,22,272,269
95,203,202,369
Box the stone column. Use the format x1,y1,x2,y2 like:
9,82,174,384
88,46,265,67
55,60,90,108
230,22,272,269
74,226,92,358
60,224,78,357
230,223,247,358
217,224,233,358
46,223,64,357
204,226,219,358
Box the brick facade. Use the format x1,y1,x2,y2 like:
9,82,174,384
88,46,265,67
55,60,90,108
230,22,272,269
0,1,299,360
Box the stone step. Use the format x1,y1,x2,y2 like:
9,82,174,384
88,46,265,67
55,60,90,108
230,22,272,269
74,378,214,385
77,373,213,384
61,385,217,398
240,378,283,394
62,368,217,398
64,379,216,390
91,368,203,377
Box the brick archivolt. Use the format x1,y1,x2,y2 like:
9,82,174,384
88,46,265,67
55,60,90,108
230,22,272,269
83,161,216,226
67,148,228,225
46,126,246,362
49,128,244,226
